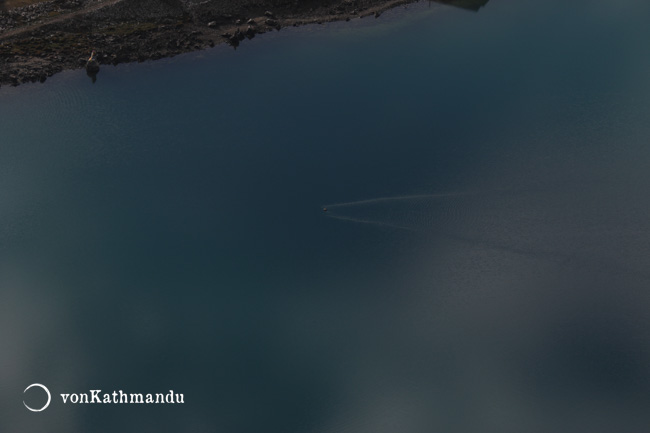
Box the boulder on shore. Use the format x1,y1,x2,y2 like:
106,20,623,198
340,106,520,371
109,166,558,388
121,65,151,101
86,59,100,74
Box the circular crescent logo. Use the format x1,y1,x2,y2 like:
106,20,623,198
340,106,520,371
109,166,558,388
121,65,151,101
23,383,51,412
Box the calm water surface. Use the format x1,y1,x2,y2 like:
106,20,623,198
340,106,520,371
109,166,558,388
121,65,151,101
3,0,650,431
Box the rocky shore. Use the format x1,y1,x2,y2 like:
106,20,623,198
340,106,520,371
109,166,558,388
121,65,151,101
0,0,487,87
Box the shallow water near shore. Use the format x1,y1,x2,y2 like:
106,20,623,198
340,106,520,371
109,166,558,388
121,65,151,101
3,0,650,431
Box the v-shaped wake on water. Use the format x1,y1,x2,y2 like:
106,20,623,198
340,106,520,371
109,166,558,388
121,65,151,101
322,188,650,281
323,192,478,231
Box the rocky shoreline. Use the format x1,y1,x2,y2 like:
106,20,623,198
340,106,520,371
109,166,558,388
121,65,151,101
0,0,420,87
0,0,489,88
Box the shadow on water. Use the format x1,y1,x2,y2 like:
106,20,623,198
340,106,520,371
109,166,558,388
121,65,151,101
86,71,97,84
86,69,98,84
430,0,490,11
86,55,100,83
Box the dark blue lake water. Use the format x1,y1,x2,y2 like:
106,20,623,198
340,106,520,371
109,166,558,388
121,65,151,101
3,0,650,431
